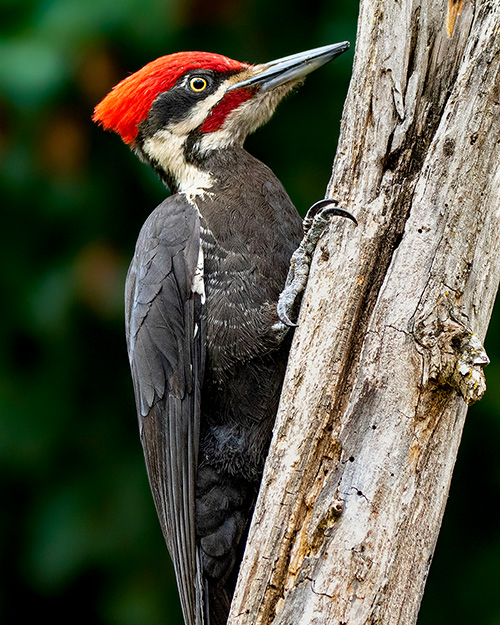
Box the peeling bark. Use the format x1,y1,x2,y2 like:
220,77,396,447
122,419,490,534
228,1,500,624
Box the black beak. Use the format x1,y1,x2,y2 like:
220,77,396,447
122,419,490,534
229,42,350,92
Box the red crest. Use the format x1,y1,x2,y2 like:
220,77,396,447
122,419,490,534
93,52,248,144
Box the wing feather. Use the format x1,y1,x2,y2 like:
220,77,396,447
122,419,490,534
125,195,205,625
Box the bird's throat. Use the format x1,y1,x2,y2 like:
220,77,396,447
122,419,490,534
141,128,214,198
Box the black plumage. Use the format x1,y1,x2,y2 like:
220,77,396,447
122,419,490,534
126,147,302,625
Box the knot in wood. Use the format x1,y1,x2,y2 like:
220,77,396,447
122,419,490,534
412,284,488,405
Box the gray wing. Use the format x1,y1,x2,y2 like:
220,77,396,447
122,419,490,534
125,194,205,625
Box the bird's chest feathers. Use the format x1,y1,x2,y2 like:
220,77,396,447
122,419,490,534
198,221,260,345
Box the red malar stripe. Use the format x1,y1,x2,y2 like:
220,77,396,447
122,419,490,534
201,89,254,133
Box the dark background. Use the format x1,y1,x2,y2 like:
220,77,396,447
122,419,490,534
1,0,499,623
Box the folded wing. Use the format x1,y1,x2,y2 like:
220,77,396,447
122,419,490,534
125,195,205,625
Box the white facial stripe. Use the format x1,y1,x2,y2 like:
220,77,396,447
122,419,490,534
141,70,295,196
142,80,235,197
166,82,229,137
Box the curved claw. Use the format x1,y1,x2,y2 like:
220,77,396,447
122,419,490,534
277,296,299,327
303,199,357,233
319,206,358,226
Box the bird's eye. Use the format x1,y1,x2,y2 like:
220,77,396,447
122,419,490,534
189,77,208,92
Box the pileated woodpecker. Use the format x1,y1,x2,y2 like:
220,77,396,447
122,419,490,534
94,42,353,625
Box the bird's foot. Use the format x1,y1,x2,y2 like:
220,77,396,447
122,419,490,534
277,199,357,327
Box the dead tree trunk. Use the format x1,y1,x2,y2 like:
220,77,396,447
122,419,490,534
228,1,500,624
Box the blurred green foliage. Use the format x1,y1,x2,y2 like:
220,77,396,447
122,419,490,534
0,0,498,624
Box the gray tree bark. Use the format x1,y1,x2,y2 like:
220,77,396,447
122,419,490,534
228,1,500,624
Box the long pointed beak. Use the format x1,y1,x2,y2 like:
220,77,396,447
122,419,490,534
229,42,350,92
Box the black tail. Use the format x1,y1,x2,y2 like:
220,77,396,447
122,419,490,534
195,465,254,624
202,575,231,625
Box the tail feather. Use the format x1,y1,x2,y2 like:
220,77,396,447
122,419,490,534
204,572,232,625
195,465,255,625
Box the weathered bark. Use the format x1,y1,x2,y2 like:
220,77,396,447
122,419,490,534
228,1,500,624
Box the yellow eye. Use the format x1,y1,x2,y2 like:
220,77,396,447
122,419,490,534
189,77,208,92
